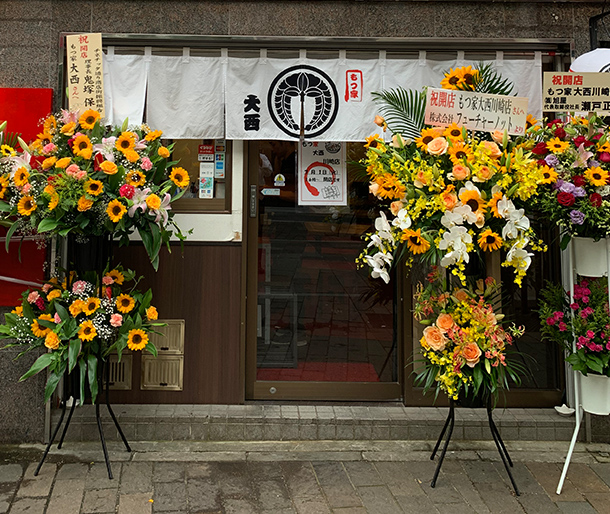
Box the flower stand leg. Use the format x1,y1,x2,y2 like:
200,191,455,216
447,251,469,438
34,392,67,476
430,402,455,488
104,360,131,452
57,401,77,449
487,404,519,495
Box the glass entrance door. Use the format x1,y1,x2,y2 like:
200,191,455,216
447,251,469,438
246,141,402,400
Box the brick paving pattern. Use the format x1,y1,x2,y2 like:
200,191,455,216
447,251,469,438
1,440,610,513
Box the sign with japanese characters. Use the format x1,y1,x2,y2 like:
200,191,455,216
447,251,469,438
298,142,347,206
543,72,610,113
424,87,529,136
66,33,105,116
226,58,382,141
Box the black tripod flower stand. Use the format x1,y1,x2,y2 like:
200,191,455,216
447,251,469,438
34,234,131,480
430,397,520,496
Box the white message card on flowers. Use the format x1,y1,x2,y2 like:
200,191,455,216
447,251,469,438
424,88,528,136
66,33,105,116
543,72,610,113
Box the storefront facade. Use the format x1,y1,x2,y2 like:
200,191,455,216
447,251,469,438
0,2,602,433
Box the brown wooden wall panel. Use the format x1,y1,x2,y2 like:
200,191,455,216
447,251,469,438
110,243,243,404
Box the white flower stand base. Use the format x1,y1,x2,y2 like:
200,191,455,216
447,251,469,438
556,238,610,495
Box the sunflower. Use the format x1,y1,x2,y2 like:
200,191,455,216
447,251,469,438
127,329,149,351
78,320,97,341
146,306,158,320
14,167,29,187
539,165,558,184
158,146,170,159
44,331,60,350
448,142,474,165
82,297,101,316
145,130,163,141
0,175,9,199
146,194,161,210
459,189,486,214
115,132,136,153
125,170,146,187
43,115,57,135
457,66,479,90
478,229,502,252
401,228,431,254
598,142,610,153
585,166,609,187
443,124,464,142
488,191,504,218
546,137,569,154
78,109,101,130
169,167,190,188
440,68,462,90
415,128,443,151
374,174,407,200
47,192,59,210
60,122,76,136
85,179,103,196
364,134,381,149
69,299,85,317
72,134,93,159
107,269,125,285
0,144,15,157
31,314,54,338
55,157,71,168
116,294,135,314
525,114,539,130
107,199,127,222
17,196,36,216
77,196,94,212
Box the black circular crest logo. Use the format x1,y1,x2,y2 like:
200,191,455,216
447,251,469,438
267,65,339,139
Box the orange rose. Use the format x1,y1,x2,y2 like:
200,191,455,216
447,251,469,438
454,289,470,302
100,160,118,175
390,201,404,216
436,313,455,333
482,141,502,159
452,164,469,181
491,130,506,144
477,165,493,181
391,134,406,147
427,136,449,155
369,182,380,197
441,190,458,210
462,343,482,367
422,326,447,351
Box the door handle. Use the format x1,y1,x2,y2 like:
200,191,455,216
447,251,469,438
250,185,257,218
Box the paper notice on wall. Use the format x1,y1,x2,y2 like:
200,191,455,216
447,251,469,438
199,162,214,198
298,142,347,206
425,87,528,136
66,33,105,116
198,142,214,162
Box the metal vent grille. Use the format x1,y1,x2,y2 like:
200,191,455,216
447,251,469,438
150,319,185,354
141,355,184,391
106,354,132,390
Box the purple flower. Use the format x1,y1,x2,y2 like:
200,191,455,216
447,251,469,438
545,154,560,167
560,182,576,194
573,187,586,198
570,210,585,225
553,179,565,191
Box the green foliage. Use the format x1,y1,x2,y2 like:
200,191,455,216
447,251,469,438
371,88,427,141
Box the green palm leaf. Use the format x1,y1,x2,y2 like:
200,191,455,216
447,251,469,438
372,88,427,141
0,127,21,149
471,62,514,96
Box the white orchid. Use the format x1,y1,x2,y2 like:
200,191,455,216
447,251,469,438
502,208,530,240
374,211,393,240
364,252,393,284
496,196,516,219
438,226,472,266
453,204,478,225
392,208,412,230
441,209,464,228
506,239,533,272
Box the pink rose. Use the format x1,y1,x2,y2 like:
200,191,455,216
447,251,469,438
74,170,87,180
22,183,31,195
27,291,40,304
427,137,449,155
54,313,62,323
42,284,52,293
559,322,568,331
102,276,114,286
72,280,87,294
110,314,123,327
43,143,57,154
65,164,81,177
141,157,153,171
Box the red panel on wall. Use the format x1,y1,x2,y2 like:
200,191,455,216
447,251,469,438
0,88,54,143
0,88,53,306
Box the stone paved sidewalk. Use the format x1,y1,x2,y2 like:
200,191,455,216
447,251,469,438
2,440,610,513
